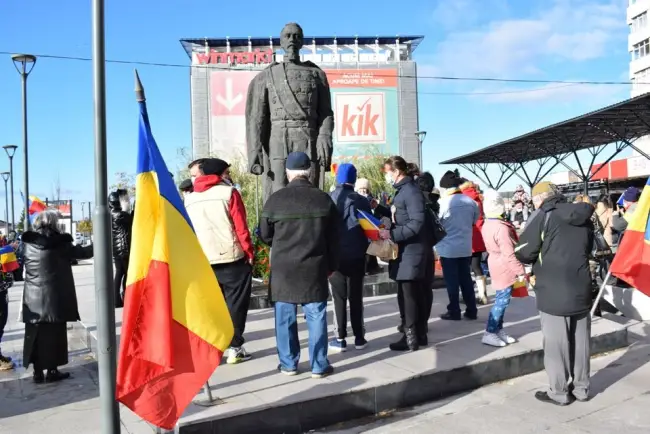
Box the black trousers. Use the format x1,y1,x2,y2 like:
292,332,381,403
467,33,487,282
212,258,252,348
398,280,426,331
329,258,365,340
0,291,8,345
114,257,129,307
398,252,435,333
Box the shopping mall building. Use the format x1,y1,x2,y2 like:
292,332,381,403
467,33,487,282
179,35,425,167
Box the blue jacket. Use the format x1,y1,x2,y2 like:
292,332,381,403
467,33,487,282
388,177,429,281
330,185,372,264
435,191,479,258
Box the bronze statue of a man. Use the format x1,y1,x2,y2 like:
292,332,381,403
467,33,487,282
245,22,334,202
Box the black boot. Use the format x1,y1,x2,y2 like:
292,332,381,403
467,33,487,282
389,334,409,351
405,327,419,351
33,368,44,384
45,369,71,383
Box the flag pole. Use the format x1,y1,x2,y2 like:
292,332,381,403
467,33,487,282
590,270,611,317
91,0,120,432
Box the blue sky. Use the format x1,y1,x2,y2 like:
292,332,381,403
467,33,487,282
0,0,632,221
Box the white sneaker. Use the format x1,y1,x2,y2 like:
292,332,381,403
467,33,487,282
497,330,517,345
482,332,507,347
226,346,253,364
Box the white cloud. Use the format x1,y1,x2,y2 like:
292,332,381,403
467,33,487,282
429,0,626,77
472,82,627,104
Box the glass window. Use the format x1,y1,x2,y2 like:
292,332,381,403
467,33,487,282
632,38,650,60
631,12,648,33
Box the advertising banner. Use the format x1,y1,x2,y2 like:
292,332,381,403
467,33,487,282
47,199,71,217
208,67,399,164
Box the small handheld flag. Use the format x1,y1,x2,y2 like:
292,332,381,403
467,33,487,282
357,209,384,241
0,245,19,273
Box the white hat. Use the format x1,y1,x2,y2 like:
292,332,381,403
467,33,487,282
483,189,505,218
355,178,370,191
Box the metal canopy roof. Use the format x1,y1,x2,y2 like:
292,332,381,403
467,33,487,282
179,36,424,58
441,92,650,165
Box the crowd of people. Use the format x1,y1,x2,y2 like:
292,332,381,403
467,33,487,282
0,150,643,406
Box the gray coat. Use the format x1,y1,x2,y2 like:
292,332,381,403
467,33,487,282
388,177,429,281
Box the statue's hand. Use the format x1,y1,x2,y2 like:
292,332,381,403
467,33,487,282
250,164,264,175
316,135,332,169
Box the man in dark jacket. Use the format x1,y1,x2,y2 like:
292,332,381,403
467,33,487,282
109,189,133,308
328,163,372,352
259,152,339,378
515,181,595,406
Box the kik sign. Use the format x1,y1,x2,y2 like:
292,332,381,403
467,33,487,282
334,92,386,144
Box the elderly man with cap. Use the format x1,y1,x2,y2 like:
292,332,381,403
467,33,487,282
185,157,255,365
328,163,372,352
259,151,339,378
515,181,595,406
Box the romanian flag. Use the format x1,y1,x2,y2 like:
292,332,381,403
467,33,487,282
116,71,234,430
609,176,650,297
357,209,384,241
20,193,47,222
0,245,19,273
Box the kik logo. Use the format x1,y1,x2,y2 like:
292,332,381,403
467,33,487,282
335,92,386,143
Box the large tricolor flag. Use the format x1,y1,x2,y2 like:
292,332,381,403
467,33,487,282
116,71,234,430
609,176,650,297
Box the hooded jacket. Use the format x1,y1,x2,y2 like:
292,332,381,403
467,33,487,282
330,184,372,264
515,195,595,316
21,230,93,323
459,181,486,253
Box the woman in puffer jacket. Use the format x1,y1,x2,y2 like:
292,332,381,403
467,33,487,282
480,190,526,347
109,189,133,308
458,175,488,304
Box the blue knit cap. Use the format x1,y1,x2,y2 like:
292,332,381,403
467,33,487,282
336,163,357,185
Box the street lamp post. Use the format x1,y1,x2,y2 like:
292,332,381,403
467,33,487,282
11,54,37,231
3,145,17,228
1,172,10,236
91,0,120,432
415,131,427,169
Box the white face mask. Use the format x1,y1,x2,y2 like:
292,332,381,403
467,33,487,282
385,172,395,186
191,176,197,185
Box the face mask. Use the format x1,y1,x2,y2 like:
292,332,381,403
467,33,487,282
385,172,394,186
191,176,197,185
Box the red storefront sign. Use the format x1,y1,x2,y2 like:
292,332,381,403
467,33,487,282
195,49,274,66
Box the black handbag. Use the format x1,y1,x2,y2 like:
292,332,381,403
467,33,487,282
426,207,447,246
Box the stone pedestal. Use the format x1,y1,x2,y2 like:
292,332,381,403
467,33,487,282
603,284,650,321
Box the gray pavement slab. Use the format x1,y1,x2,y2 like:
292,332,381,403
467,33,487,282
0,263,635,434
68,264,628,433
318,325,650,434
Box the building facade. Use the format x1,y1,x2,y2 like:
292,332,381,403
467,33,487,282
629,0,650,156
179,36,424,167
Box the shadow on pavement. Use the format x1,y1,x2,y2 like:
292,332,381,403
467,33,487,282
0,361,99,419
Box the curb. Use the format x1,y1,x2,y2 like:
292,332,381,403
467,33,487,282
175,326,628,434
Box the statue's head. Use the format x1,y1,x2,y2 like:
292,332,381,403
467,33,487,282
280,22,304,61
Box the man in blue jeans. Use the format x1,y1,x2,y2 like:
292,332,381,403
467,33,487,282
436,170,480,320
259,152,340,378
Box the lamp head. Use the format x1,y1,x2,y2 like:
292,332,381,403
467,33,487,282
415,131,427,143
1,172,10,182
3,145,17,158
11,54,37,76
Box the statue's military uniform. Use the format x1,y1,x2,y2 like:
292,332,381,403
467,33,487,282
246,61,334,202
